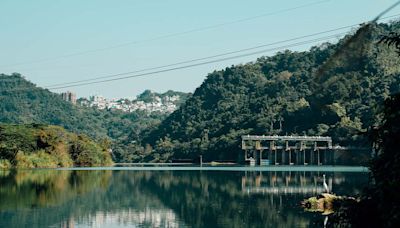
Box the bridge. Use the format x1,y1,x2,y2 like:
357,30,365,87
241,135,334,165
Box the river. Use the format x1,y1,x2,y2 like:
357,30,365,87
0,166,368,227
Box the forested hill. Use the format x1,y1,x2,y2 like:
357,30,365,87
142,21,400,162
0,74,180,161
0,74,108,137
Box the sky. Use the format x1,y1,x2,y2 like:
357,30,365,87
0,0,399,99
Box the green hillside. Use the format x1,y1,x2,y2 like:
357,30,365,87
0,74,171,161
141,22,400,162
0,74,107,136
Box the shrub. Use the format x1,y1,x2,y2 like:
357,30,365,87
0,159,11,169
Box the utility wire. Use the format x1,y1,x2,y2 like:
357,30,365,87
315,0,400,84
47,33,347,90
44,13,400,88
46,25,355,87
2,13,400,92
0,0,330,68
372,0,400,22
0,33,345,93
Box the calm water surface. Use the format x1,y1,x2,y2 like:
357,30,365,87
0,166,369,227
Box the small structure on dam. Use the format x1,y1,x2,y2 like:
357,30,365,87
241,135,334,165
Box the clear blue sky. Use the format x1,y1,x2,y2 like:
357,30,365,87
0,0,399,98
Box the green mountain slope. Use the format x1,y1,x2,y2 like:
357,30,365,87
0,74,187,161
142,22,400,162
0,74,108,137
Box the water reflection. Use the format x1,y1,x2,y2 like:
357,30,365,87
60,209,182,228
0,169,368,227
241,171,361,195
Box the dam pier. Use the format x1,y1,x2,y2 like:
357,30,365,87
241,135,334,166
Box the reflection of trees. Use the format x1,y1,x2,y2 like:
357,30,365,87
0,170,368,228
131,171,312,227
0,170,180,227
0,170,112,227
0,170,111,209
130,171,368,228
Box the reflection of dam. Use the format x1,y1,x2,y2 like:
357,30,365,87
241,171,334,195
61,209,181,228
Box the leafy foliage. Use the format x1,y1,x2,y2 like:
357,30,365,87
140,21,400,162
368,92,400,227
378,32,400,55
0,74,180,162
0,124,113,168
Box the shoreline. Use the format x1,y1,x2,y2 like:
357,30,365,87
47,165,369,172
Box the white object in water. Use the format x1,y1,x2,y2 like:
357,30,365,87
323,174,329,193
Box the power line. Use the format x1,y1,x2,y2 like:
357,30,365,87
373,0,400,22
0,0,330,68
314,0,400,84
0,33,345,94
46,26,353,87
2,13,400,92
44,13,400,88
47,33,347,90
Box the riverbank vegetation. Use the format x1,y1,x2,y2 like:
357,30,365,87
0,124,113,168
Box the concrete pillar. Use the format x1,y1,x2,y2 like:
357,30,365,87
285,141,292,165
255,141,261,150
313,141,318,165
270,141,278,165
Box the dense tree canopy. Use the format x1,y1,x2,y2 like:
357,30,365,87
0,124,113,168
141,21,400,162
0,74,188,162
